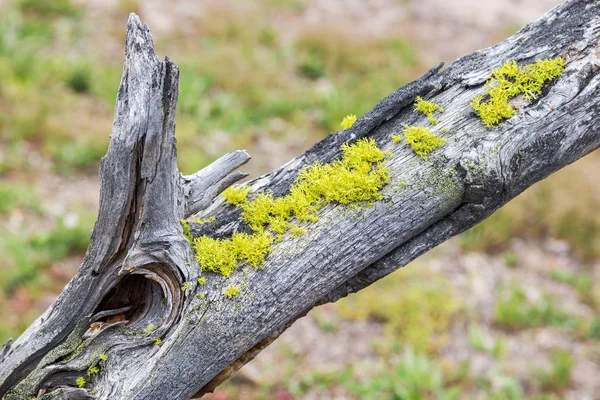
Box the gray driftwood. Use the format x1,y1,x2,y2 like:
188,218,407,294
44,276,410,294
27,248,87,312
1,1,600,398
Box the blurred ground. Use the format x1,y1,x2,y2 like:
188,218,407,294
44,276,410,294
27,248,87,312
0,0,599,399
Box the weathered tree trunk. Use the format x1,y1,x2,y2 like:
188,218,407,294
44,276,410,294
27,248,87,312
1,1,599,398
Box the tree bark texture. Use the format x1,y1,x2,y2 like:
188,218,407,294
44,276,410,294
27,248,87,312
1,1,600,398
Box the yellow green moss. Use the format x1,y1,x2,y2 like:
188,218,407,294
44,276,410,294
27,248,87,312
181,282,190,291
193,215,216,224
392,134,402,143
242,138,389,227
471,57,565,128
221,185,251,205
414,96,444,125
153,337,162,345
99,353,108,362
87,367,99,376
197,276,207,285
193,138,389,276
224,285,240,298
340,114,357,129
76,377,86,388
402,125,447,160
143,324,154,333
180,219,193,243
290,225,308,236
193,230,273,276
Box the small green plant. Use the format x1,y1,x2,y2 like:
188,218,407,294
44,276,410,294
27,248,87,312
224,285,240,299
468,324,488,352
503,251,519,268
296,55,326,80
535,350,573,392
460,210,516,252
143,324,154,333
48,139,108,175
337,266,461,354
345,347,461,400
75,376,85,388
487,372,524,400
588,318,600,339
0,182,40,215
153,337,162,346
340,114,357,129
197,277,207,285
87,366,99,376
392,134,402,143
17,0,81,17
491,337,508,360
312,309,340,333
402,125,447,160
67,63,91,94
467,324,509,359
556,209,600,259
550,268,593,301
494,287,576,330
257,27,278,46
414,96,444,125
99,353,108,362
0,212,94,293
181,282,190,291
385,39,419,67
180,219,193,242
221,186,251,205
471,58,565,127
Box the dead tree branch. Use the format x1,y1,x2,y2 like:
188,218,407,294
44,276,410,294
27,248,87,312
1,1,599,398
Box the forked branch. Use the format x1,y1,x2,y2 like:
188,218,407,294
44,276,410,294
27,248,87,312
1,1,600,399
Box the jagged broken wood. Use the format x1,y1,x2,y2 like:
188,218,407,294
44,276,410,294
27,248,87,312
1,0,600,398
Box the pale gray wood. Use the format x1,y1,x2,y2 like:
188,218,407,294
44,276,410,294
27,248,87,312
1,1,600,399
182,150,251,217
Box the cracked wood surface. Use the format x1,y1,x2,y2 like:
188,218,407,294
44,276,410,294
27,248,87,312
1,1,600,399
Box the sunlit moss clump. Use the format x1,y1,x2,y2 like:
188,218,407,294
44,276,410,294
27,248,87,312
471,57,565,128
221,186,251,205
340,114,357,129
392,134,402,143
75,377,85,388
194,231,273,277
224,285,240,299
239,138,390,233
402,125,447,160
414,96,444,125
193,138,390,276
